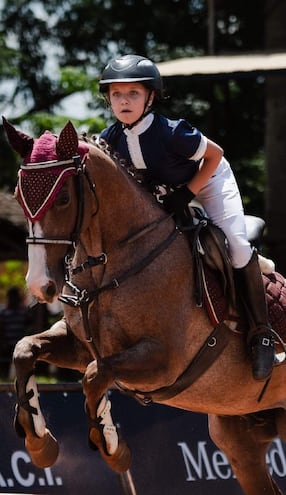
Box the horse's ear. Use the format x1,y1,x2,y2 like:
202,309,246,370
2,116,34,158
56,121,79,159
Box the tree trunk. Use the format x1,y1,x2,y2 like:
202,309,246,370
265,0,286,276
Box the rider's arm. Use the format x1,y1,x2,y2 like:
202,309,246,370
186,139,223,195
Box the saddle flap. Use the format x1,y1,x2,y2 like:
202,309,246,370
192,217,237,311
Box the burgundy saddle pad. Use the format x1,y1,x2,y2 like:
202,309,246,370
204,268,286,342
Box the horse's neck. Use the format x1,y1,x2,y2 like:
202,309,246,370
87,148,162,251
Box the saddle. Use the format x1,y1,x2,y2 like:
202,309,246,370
184,206,236,316
185,206,286,348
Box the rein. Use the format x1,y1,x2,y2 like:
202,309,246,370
70,214,172,276
59,221,180,308
59,218,179,356
58,197,179,353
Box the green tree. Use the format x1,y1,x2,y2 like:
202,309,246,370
0,1,265,172
0,0,265,119
0,0,284,271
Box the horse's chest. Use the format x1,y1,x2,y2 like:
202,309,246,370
98,311,130,354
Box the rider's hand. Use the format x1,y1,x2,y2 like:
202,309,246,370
162,186,195,215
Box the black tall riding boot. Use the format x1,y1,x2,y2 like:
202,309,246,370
235,250,275,381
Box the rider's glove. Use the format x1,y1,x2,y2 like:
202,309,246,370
162,186,195,215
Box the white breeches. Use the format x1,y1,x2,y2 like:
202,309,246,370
196,157,252,269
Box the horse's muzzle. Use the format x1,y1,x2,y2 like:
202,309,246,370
38,281,58,303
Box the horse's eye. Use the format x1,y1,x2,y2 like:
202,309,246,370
55,190,70,206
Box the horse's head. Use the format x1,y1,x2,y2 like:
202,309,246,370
3,117,90,302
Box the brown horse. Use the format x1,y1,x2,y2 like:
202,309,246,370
4,118,286,495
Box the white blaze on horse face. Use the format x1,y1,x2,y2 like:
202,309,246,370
26,221,50,299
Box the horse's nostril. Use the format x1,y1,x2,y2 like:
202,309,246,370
44,282,57,299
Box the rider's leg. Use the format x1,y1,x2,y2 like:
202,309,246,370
197,158,275,381
234,250,275,381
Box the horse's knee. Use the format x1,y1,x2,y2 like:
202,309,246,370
82,358,114,402
13,336,42,373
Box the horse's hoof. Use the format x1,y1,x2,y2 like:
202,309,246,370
103,438,132,473
25,428,59,468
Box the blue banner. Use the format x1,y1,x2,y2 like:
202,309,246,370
0,386,285,494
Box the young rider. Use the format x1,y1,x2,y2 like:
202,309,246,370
98,54,275,382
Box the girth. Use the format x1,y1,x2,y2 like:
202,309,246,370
115,321,232,405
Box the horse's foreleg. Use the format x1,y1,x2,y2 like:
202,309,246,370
13,318,91,468
84,391,132,473
82,337,166,473
208,413,283,495
82,358,132,473
14,373,59,469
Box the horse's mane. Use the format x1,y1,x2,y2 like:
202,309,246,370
79,132,168,203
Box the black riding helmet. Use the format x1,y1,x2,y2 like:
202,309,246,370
99,54,163,102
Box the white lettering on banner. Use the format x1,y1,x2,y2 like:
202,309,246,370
178,441,225,481
12,451,35,486
0,473,7,488
178,439,286,482
212,450,232,479
267,439,286,477
0,450,63,488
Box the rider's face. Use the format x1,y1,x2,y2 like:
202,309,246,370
109,82,153,125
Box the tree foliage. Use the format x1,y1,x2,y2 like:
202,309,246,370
0,0,265,116
0,0,270,218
